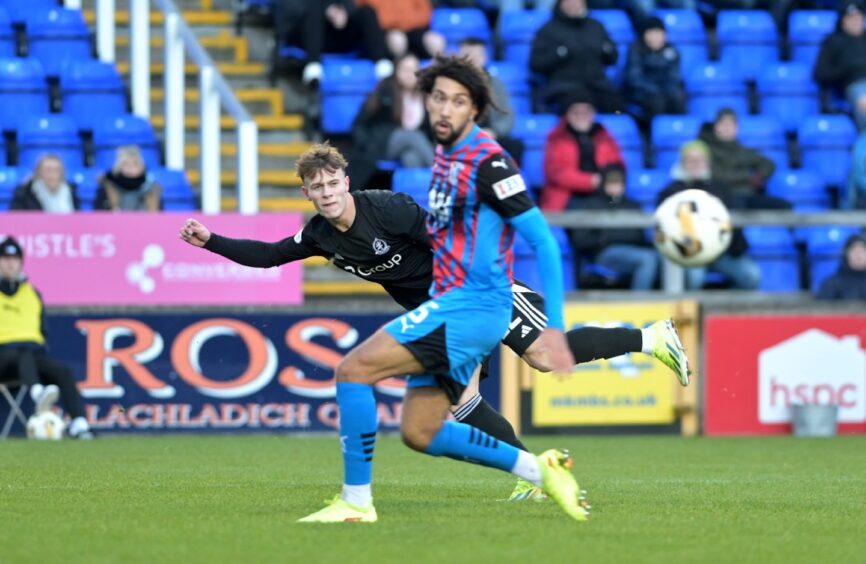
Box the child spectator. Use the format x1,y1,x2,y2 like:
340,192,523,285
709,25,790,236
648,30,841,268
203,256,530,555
624,16,686,121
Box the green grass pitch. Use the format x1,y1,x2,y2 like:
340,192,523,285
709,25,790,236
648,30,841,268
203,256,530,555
3,435,865,563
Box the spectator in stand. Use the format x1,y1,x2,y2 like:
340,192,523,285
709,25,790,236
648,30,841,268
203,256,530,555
0,237,93,439
94,146,162,212
624,16,686,122
657,140,760,290
846,130,866,209
816,232,866,300
529,0,623,112
698,108,790,210
348,53,433,189
9,155,80,213
569,165,659,290
274,0,394,86
814,0,866,130
539,90,625,212
358,0,446,59
458,37,524,164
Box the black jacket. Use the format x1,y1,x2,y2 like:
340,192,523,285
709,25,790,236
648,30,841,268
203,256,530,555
9,179,81,211
569,193,650,259
624,40,683,98
816,233,866,300
813,3,866,90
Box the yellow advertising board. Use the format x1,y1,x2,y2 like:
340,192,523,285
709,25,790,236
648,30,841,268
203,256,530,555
532,302,679,426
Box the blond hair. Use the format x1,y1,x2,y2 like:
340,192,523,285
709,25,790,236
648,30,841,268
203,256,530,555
112,145,145,174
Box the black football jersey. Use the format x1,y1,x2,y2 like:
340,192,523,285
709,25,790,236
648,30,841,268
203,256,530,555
204,190,434,309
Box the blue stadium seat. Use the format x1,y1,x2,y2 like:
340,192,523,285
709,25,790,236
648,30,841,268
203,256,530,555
767,169,829,210
92,114,161,169
757,62,819,133
654,9,707,71
392,167,433,210
320,59,376,135
798,115,857,187
499,9,550,69
511,113,559,189
67,167,100,210
430,8,492,54
0,8,15,58
736,115,788,170
650,114,702,171
0,58,49,131
60,60,127,131
805,226,861,292
513,226,576,291
154,168,197,211
488,61,531,115
2,0,57,24
685,61,748,122
597,113,643,171
0,166,22,208
716,10,779,82
27,8,93,77
591,9,633,84
627,168,669,211
17,115,84,170
743,226,800,292
788,10,836,70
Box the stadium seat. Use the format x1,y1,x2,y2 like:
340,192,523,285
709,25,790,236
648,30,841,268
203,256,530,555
597,113,643,171
627,168,669,211
0,58,49,131
68,167,100,210
511,113,559,189
92,114,161,169
320,59,376,135
798,115,857,187
788,10,836,70
650,114,702,171
0,166,23,208
805,226,861,292
2,0,57,24
60,60,127,131
685,61,749,122
716,10,779,82
654,9,707,70
153,168,197,211
743,226,801,292
513,226,576,291
591,10,633,84
757,62,819,132
488,61,531,115
430,8,492,54
0,8,15,58
17,115,84,170
767,169,829,210
736,115,788,171
392,167,433,210
27,8,93,77
499,9,550,69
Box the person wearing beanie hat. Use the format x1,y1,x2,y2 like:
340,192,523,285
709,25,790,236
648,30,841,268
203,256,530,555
623,11,686,122
0,236,93,439
814,0,866,129
816,232,866,300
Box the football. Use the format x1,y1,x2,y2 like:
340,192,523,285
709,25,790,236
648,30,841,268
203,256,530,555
26,411,66,441
653,189,733,267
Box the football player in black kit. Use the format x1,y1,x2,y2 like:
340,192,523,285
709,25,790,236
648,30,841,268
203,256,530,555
179,142,690,501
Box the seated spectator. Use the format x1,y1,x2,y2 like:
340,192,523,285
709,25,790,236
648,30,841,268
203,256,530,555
540,90,625,211
814,0,866,130
529,0,623,112
698,108,790,210
624,16,686,122
570,165,659,290
816,232,866,300
657,140,761,290
0,237,93,439
359,0,445,59
274,0,394,85
458,37,524,164
94,146,162,212
348,53,434,188
846,130,866,209
9,155,80,213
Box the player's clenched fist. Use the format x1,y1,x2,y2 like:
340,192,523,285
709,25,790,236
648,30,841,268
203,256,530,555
179,218,211,248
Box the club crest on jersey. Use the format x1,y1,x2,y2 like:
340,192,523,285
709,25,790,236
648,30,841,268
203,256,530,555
492,174,527,200
372,238,390,255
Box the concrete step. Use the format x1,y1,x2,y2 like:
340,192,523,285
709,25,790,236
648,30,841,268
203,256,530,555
150,113,303,131
187,169,302,188
84,8,233,26
183,140,311,159
220,195,313,212
116,60,267,77
115,31,249,64
151,87,283,117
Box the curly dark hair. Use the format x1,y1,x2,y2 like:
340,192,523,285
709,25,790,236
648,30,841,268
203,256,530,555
416,54,496,121
295,141,348,183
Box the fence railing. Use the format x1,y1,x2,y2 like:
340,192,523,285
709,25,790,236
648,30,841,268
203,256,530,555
91,0,259,214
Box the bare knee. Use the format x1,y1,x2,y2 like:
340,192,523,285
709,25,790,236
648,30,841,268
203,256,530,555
400,418,443,452
335,350,365,383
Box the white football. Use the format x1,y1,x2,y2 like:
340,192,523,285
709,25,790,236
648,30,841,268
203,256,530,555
26,411,66,441
654,189,732,267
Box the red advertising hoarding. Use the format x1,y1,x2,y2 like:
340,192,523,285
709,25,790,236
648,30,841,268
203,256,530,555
704,315,866,435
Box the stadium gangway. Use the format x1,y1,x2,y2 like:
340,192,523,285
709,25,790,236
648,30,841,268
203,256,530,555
91,0,259,214
544,210,866,293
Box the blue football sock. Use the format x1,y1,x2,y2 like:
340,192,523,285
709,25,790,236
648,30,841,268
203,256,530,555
425,420,520,471
336,382,378,486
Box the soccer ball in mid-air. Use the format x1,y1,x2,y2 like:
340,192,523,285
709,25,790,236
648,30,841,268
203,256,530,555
654,189,732,267
26,411,66,441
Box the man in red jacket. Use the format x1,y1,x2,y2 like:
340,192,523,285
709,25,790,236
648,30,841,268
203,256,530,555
540,91,625,212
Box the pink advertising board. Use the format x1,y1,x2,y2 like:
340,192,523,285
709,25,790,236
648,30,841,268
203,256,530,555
1,212,304,305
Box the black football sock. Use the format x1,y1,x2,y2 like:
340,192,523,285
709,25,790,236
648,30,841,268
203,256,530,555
452,394,527,451
566,326,642,364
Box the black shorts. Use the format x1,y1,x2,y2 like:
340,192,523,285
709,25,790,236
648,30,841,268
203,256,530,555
478,281,547,381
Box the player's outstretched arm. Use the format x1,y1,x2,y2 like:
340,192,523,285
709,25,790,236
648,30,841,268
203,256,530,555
179,218,211,248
